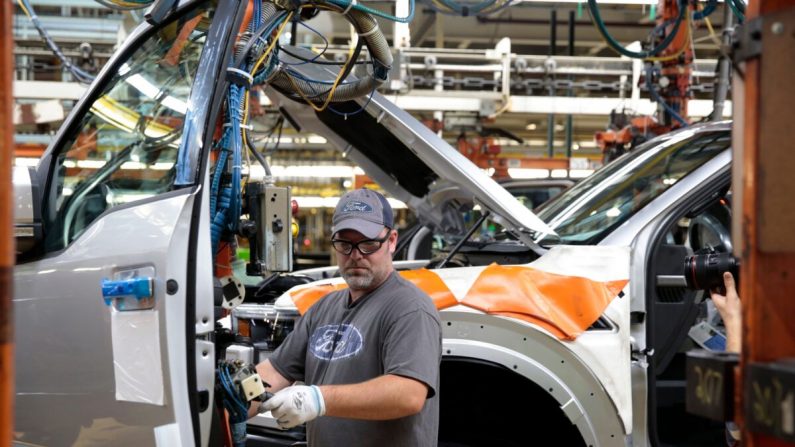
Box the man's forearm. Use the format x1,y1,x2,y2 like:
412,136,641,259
319,374,428,420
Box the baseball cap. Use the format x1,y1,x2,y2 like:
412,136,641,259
332,189,394,239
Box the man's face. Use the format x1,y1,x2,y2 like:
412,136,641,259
334,228,397,292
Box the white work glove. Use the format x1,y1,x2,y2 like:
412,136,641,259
260,385,326,429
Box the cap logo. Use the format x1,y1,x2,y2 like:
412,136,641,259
341,201,373,214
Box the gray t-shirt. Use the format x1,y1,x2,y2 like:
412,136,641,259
270,271,442,447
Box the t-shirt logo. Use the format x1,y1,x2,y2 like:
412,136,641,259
341,201,373,214
309,324,363,360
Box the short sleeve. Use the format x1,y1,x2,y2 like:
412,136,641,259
269,310,313,383
382,309,442,398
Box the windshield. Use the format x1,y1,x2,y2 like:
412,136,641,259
535,128,731,245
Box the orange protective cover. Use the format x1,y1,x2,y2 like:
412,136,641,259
291,283,348,315
461,264,628,340
398,269,458,310
289,265,627,341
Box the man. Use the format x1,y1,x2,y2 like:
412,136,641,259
251,188,442,446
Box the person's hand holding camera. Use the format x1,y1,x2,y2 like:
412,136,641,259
710,272,741,353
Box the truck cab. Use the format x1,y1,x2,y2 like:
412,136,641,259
12,1,732,445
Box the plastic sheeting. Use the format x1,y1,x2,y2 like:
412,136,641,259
111,309,164,405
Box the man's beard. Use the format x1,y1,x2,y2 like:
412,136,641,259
342,262,386,291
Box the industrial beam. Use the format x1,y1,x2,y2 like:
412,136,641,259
14,80,86,100
737,1,795,446
393,93,732,117
1,0,15,444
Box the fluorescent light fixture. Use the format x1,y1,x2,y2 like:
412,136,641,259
606,207,621,217
126,73,189,114
76,160,106,169
152,162,175,170
293,196,406,209
508,168,550,179
569,169,595,178
271,165,355,178
14,157,39,167
550,169,569,178
307,135,328,144
525,123,537,131
516,0,658,3
121,161,147,170
63,160,76,168
572,143,580,150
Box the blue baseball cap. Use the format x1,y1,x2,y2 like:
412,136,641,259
332,189,394,239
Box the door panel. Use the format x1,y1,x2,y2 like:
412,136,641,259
14,192,195,445
13,2,228,445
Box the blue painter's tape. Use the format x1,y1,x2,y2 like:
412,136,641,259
101,277,153,306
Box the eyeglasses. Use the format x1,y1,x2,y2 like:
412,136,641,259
331,231,390,256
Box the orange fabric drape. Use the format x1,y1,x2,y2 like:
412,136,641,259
461,264,627,340
399,269,458,310
289,265,627,341
291,283,347,315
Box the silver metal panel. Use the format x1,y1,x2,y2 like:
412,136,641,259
270,92,553,254
442,311,627,446
14,192,195,445
13,165,33,224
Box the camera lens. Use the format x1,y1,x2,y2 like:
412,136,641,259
683,252,740,290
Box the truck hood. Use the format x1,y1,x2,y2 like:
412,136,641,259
265,47,555,254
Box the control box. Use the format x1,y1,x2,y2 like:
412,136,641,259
245,183,293,274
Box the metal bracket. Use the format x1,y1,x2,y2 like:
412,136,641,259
732,17,764,63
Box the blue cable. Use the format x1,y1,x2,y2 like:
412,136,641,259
326,85,376,117
327,59,377,117
692,0,717,20
280,21,330,66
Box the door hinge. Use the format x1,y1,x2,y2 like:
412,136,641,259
732,17,763,63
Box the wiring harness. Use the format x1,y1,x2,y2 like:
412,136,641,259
209,0,407,254
16,0,97,84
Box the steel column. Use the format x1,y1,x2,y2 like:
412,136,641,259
738,1,795,446
565,10,575,158
710,5,734,121
1,0,16,443
547,9,557,158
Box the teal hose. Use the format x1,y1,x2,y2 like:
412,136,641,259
587,0,687,59
327,0,415,23
727,0,745,23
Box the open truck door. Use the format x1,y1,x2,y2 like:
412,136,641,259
12,1,243,444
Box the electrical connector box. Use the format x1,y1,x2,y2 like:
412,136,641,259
245,183,293,274
241,374,267,401
261,186,292,272
225,344,254,365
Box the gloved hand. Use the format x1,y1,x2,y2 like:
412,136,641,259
260,385,326,429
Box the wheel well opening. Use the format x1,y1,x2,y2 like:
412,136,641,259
439,356,587,447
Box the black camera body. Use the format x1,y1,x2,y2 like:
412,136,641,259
683,250,740,291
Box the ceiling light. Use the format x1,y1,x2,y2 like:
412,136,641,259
508,168,550,179
525,123,537,131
